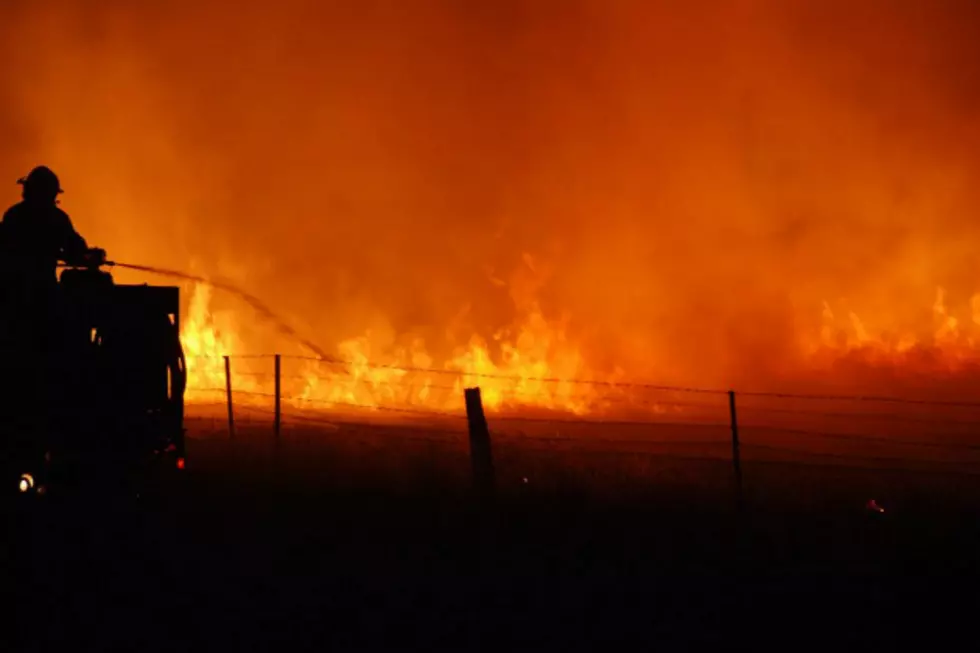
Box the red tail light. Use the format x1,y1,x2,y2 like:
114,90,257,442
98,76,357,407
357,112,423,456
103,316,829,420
176,457,186,470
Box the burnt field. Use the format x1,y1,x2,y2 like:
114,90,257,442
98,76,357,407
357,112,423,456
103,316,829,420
7,407,980,650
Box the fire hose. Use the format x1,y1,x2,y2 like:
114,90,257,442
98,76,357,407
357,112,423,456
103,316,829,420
102,259,332,362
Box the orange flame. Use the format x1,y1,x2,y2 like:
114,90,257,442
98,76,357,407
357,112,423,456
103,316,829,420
180,284,262,404
180,272,980,418
179,279,615,416
804,287,980,371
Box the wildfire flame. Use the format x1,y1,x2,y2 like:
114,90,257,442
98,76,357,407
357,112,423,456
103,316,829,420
179,281,980,418
181,284,262,404
807,287,980,371
178,277,615,416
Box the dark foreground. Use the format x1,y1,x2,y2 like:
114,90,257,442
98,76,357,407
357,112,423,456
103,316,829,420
5,424,980,650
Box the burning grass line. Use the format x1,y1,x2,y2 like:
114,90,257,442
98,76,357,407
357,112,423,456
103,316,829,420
283,354,727,395
241,402,465,434
229,389,278,399
185,353,277,360
201,388,457,417
293,374,727,406
491,415,732,430
284,394,466,419
196,354,980,409
299,375,460,392
284,414,467,438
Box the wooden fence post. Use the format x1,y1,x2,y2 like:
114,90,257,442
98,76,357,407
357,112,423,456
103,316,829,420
728,390,743,506
464,387,495,498
274,354,282,443
224,355,235,440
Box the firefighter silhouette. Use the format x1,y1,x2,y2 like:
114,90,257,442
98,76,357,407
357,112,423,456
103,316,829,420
1,166,90,292
0,167,96,441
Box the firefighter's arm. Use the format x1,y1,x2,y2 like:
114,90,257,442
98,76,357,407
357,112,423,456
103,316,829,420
57,210,91,265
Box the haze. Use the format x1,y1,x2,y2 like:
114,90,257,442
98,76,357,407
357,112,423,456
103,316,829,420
3,0,980,397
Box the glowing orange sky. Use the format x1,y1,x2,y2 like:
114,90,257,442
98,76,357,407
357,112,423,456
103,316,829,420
3,0,980,399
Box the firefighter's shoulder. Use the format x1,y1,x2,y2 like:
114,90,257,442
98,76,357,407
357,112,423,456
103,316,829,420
0,204,32,233
1,201,25,223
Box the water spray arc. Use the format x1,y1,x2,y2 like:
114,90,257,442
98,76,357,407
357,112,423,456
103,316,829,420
107,261,331,361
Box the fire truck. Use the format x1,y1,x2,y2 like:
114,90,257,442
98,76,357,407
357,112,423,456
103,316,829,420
3,252,187,502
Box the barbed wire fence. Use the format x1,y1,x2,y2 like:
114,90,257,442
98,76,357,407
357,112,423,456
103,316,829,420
181,353,980,502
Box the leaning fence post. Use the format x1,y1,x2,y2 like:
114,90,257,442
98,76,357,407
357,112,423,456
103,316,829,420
464,387,495,498
274,354,282,443
728,390,743,505
224,355,235,440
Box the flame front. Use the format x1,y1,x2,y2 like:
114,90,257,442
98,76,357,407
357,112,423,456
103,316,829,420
805,287,980,374
178,280,614,416
180,279,980,418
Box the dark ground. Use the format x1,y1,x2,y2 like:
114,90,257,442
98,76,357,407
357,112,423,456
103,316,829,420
5,420,980,651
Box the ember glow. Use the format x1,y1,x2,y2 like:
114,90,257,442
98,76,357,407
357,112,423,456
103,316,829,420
4,1,980,412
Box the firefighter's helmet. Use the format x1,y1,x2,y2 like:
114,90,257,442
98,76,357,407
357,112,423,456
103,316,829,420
17,166,63,200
